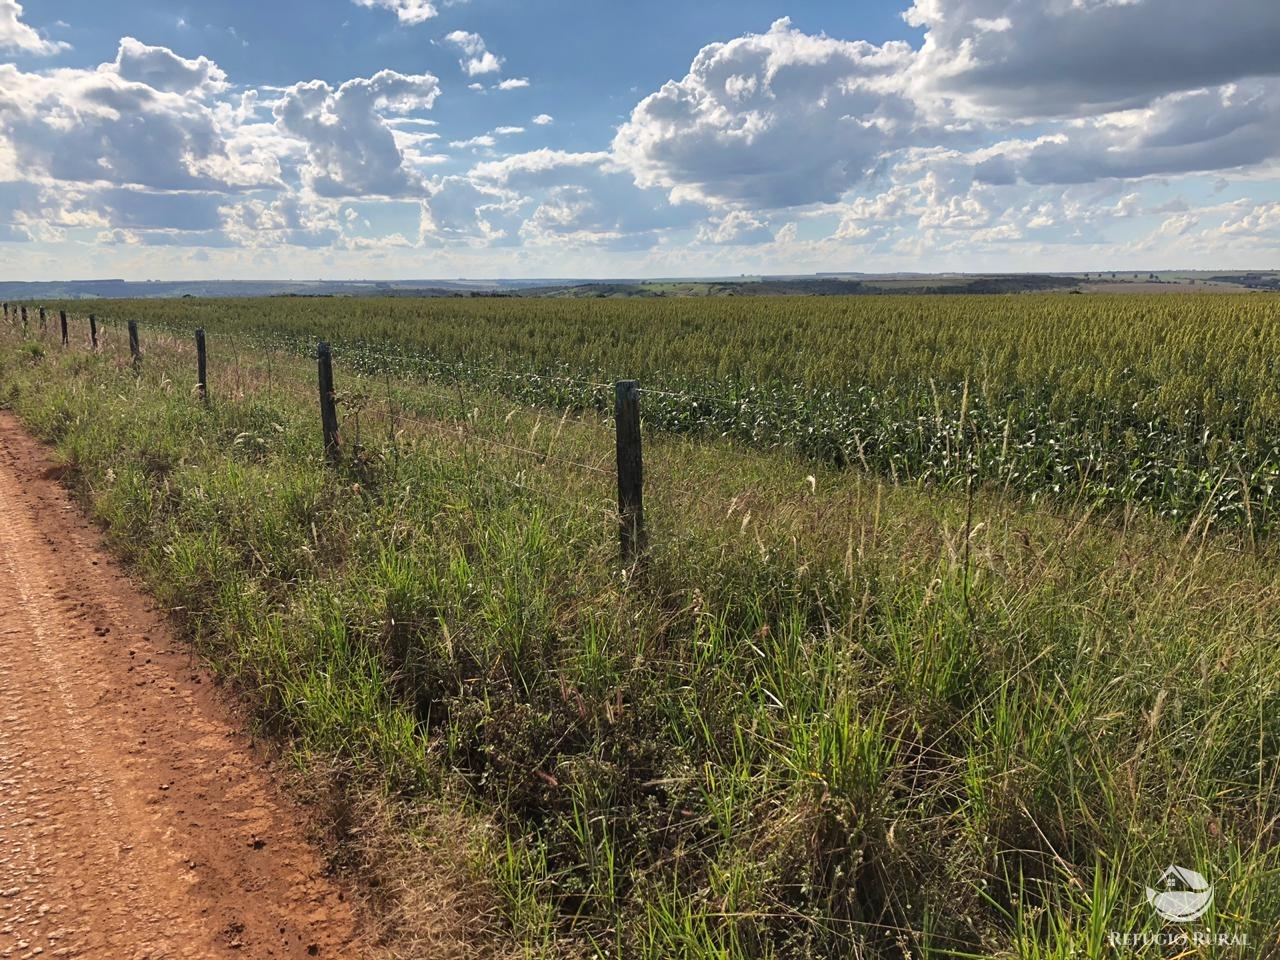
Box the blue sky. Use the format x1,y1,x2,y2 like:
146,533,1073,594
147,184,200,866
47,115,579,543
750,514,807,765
1,0,1277,279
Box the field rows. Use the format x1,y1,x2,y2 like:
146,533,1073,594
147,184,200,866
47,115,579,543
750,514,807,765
3,296,1279,958
73,292,1280,538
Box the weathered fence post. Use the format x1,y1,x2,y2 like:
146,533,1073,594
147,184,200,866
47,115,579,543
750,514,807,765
89,314,98,350
195,328,208,403
38,307,46,335
20,306,27,334
615,380,646,565
128,320,140,368
318,342,340,465
2,303,7,324
59,310,68,346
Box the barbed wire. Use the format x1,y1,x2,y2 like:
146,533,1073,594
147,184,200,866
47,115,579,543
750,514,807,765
336,342,616,392
123,317,753,413
368,409,614,478
392,401,709,505
124,325,597,407
2,316,778,514
372,431,613,518
0,315,716,506
362,385,614,441
74,314,799,442
639,385,746,412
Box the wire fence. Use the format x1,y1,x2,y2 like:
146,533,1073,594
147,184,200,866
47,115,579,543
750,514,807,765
0,308,664,562
13,296,1280,558
2,302,765,427
22,302,1218,563
0,300,857,493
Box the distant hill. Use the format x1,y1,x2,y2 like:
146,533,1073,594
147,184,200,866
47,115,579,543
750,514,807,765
1,271,1275,303
0,278,561,301
531,274,1081,298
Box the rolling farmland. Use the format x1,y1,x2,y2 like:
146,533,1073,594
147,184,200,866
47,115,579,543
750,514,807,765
93,292,1280,536
1,292,1277,958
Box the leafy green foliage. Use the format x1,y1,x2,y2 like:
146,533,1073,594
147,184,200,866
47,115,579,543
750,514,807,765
4,300,1280,958
79,291,1280,536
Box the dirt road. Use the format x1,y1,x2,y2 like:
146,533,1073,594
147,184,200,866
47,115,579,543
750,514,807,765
0,413,374,959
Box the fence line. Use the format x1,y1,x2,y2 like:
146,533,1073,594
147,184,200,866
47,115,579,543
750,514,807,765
339,342,617,393
401,437,616,516
66,312,771,430
4,311,840,564
0,313,651,562
638,385,746,412
3,306,1095,558
390,411,613,477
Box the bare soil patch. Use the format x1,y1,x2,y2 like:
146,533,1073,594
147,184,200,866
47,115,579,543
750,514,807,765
0,411,376,959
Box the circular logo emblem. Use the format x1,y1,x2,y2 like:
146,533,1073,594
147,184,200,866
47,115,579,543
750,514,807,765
1146,866,1214,923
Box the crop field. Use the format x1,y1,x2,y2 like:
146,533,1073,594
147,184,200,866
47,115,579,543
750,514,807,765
86,292,1280,538
1,293,1278,958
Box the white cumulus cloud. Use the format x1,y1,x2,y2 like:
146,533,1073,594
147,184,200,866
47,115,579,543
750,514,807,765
0,0,68,55
0,43,263,192
468,149,701,249
275,70,441,197
115,37,227,96
444,31,503,76
698,210,773,245
350,0,442,25
421,174,521,241
613,18,925,208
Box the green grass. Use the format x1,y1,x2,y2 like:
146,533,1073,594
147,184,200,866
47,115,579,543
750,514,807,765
51,291,1280,538
0,314,1278,958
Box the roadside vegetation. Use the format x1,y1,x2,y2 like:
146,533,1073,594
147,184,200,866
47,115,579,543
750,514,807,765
90,293,1280,538
0,296,1277,958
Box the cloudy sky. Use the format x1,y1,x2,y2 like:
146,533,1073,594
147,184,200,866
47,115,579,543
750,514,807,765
1,0,1278,280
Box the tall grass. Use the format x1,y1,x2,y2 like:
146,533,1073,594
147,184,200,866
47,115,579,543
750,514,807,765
1,310,1277,958
59,292,1280,534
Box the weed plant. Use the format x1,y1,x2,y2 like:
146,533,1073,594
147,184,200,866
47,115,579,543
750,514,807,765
0,311,1277,958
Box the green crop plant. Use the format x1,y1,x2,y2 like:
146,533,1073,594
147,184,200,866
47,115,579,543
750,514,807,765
2,299,1278,958
55,291,1280,539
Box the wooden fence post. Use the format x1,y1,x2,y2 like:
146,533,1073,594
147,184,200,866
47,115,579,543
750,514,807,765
195,328,208,403
128,321,140,367
20,306,27,334
2,303,7,324
59,310,68,346
89,314,98,350
38,307,46,335
318,342,340,465
615,380,646,565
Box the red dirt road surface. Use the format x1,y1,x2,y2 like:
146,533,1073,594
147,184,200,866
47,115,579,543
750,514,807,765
0,413,375,959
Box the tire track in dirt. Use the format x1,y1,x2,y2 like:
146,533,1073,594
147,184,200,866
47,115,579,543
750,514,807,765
0,413,376,959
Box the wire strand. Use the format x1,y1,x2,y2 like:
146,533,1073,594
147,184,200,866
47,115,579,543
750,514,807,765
126,316,755,417
380,435,612,517
382,410,613,477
